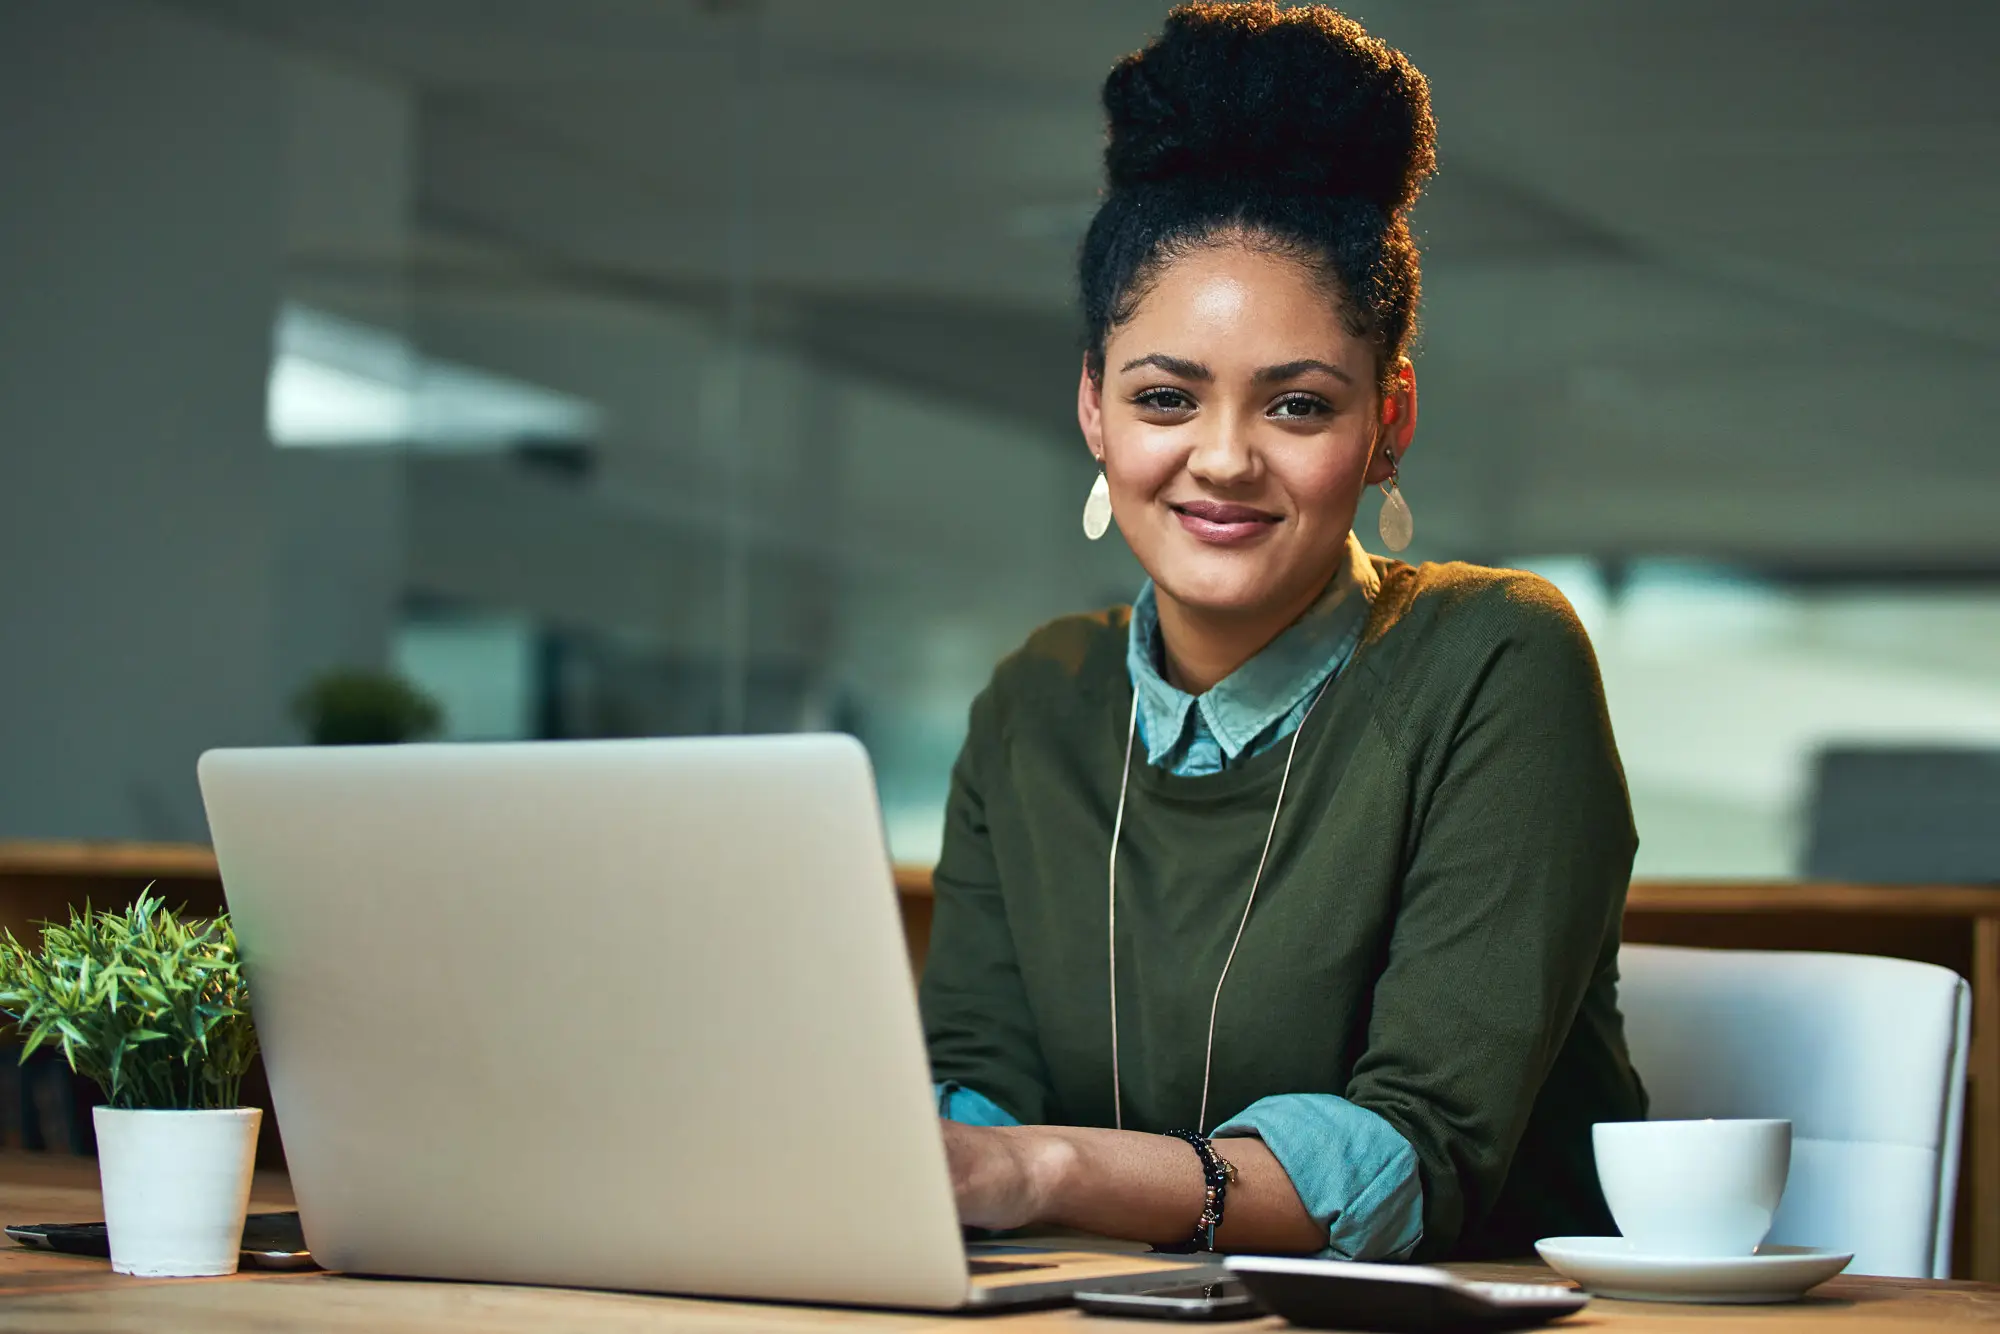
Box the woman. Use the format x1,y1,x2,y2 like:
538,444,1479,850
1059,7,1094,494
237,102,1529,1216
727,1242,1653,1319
919,2,1645,1262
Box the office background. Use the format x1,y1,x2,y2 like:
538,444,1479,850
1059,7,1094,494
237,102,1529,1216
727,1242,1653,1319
3,0,1996,875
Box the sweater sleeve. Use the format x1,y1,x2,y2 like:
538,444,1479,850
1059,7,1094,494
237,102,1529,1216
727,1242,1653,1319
918,687,1055,1125
937,1081,1022,1127
1344,580,1636,1259
1214,1093,1423,1260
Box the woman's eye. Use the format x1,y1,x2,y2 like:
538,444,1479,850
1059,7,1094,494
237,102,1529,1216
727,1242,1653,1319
1133,388,1195,413
1270,394,1329,419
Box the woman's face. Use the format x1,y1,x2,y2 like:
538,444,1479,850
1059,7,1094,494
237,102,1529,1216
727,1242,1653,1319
1079,241,1415,625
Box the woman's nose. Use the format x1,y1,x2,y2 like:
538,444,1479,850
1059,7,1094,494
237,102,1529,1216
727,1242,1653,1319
1184,416,1258,487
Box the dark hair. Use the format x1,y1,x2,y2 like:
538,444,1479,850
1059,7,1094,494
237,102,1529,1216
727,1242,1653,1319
1080,3,1437,394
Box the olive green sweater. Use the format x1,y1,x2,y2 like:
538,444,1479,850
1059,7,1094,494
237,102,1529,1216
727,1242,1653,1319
919,559,1647,1259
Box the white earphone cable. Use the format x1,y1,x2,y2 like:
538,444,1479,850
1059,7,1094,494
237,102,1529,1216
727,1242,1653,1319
1108,692,1140,1132
1194,673,1331,1130
1108,671,1333,1134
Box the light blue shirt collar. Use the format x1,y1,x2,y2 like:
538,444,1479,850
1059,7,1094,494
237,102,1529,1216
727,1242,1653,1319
1126,533,1380,771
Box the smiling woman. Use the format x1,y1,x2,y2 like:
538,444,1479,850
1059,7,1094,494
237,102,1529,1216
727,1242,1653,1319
1082,246,1406,693
917,1,1645,1264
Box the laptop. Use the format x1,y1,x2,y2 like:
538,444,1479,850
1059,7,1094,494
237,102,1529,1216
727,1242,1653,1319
197,735,1214,1309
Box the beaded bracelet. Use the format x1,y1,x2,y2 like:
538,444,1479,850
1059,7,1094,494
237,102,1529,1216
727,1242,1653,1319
1157,1129,1236,1253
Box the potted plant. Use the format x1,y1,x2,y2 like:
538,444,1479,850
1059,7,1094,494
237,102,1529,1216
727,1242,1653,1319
0,890,261,1277
292,668,443,745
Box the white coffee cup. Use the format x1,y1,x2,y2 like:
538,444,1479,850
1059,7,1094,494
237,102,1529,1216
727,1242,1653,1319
1592,1118,1792,1257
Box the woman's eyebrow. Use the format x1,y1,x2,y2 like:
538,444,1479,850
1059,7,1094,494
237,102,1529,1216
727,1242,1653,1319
1119,354,1211,380
1255,359,1352,385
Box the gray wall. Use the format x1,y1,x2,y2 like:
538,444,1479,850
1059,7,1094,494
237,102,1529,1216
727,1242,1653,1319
0,0,287,840
0,0,420,840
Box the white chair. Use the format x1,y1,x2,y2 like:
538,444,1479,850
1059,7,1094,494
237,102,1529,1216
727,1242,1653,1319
1616,944,1970,1278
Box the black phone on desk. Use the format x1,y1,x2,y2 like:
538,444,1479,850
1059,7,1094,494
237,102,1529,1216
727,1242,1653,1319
4,1211,317,1270
1224,1257,1588,1333
1075,1277,1265,1321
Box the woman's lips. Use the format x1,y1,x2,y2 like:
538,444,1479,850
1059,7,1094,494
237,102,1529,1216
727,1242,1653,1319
1170,499,1281,546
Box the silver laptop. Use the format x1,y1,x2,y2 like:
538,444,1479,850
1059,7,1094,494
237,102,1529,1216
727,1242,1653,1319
198,735,1209,1309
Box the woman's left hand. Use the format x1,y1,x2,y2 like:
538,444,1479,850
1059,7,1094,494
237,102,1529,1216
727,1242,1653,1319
939,1119,1070,1232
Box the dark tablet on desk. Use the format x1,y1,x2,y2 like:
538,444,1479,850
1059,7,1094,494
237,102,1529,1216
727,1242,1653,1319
1225,1256,1587,1333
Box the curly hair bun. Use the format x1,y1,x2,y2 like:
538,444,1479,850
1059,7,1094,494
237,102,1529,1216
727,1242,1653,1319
1103,2,1436,217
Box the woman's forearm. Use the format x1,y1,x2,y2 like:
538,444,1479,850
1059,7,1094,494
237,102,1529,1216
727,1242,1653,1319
1024,1125,1326,1254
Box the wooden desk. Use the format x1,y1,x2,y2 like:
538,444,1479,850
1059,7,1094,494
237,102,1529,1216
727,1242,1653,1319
2,1157,1998,1332
7,847,1999,1278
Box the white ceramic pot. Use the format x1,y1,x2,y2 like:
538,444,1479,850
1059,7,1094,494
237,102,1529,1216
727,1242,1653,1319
92,1106,263,1277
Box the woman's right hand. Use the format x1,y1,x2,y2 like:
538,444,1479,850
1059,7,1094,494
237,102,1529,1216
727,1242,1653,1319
939,1118,1072,1232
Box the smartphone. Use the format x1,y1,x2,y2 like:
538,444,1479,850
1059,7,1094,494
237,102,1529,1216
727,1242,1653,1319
4,1211,317,1270
1076,1278,1265,1321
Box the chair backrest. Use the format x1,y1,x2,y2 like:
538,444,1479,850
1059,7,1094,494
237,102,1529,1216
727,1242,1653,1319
1616,945,1970,1278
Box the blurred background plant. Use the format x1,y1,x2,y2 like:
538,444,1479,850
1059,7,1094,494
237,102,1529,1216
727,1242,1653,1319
292,669,444,746
0,890,259,1110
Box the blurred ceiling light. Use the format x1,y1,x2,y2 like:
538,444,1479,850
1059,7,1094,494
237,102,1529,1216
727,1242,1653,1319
267,303,602,450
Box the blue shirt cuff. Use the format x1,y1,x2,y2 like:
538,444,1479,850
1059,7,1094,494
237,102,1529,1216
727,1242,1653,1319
1214,1093,1424,1261
935,1080,1021,1127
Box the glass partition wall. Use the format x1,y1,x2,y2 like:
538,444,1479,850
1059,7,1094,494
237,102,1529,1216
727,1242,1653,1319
4,0,1995,875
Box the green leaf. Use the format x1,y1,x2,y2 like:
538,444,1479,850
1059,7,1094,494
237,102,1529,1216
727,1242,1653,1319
0,890,257,1109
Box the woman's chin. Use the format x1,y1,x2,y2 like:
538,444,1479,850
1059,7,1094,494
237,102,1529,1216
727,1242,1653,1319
1149,565,1289,619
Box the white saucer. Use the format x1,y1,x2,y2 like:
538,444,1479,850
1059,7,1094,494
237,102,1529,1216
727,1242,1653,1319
1533,1237,1853,1304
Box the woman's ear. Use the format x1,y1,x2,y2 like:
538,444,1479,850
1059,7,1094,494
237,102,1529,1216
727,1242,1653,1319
1365,357,1418,484
1077,356,1106,464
